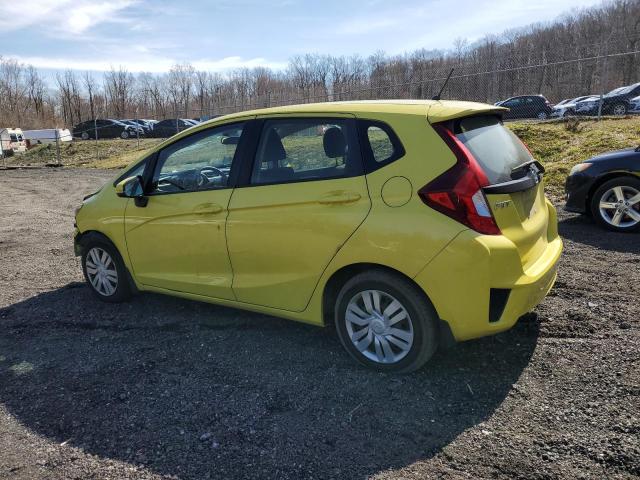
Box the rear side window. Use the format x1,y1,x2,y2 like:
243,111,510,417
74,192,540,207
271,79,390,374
454,115,532,184
358,120,405,173
367,126,395,162
251,118,361,185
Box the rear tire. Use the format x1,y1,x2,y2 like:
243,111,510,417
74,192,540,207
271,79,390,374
81,132,89,140
334,270,438,373
81,238,132,302
590,177,640,232
120,130,129,139
537,111,548,120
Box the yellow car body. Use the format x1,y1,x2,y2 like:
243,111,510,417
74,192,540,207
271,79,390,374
75,100,562,370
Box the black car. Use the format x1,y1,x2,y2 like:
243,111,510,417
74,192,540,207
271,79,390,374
121,119,152,134
495,95,554,120
565,146,640,232
574,82,640,116
148,119,194,138
73,119,142,140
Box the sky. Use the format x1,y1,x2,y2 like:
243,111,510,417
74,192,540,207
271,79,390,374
0,0,604,78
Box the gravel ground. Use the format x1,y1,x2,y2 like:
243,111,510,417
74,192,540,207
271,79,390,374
0,168,638,480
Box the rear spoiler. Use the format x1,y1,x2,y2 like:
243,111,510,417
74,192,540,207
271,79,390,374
427,101,508,123
483,161,545,195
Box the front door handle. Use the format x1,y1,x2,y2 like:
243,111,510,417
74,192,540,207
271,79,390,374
193,202,223,214
318,191,361,205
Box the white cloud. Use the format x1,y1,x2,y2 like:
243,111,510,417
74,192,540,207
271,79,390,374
7,54,287,73
0,0,136,35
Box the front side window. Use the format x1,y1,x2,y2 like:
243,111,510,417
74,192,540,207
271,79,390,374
150,122,244,194
251,118,361,185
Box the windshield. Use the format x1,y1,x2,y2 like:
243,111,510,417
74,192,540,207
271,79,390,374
454,115,533,184
606,86,628,96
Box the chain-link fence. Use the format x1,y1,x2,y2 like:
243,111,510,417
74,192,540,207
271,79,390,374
2,49,639,168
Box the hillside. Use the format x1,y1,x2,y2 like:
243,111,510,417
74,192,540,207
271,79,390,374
5,117,640,195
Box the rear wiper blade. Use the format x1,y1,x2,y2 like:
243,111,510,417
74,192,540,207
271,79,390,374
511,159,545,174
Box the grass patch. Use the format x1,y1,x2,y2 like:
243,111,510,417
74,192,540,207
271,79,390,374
508,117,640,195
6,138,163,170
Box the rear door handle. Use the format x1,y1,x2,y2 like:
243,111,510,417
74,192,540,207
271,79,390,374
193,202,223,214
318,191,362,205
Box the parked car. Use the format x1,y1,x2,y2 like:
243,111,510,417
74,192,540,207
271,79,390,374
550,96,593,118
73,119,143,140
22,128,72,146
0,127,27,156
629,95,640,113
73,100,562,372
148,118,194,137
123,119,156,134
120,120,150,135
565,146,640,232
495,95,554,120
575,82,640,116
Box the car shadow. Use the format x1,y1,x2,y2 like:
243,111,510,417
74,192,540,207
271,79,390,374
558,212,640,255
0,284,539,479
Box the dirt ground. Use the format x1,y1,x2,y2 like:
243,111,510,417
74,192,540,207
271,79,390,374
0,168,638,480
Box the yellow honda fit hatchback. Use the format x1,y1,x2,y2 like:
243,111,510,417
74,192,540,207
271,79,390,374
74,100,562,372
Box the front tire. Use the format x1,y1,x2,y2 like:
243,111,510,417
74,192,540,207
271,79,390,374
335,270,438,373
120,130,129,139
537,111,548,120
590,177,640,232
81,131,89,140
81,240,132,302
611,103,627,116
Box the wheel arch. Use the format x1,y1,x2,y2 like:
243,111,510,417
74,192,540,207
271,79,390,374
75,229,119,254
75,229,139,293
321,262,455,347
586,171,640,214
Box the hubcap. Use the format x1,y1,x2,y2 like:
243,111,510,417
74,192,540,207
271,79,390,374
613,105,626,115
85,247,118,296
345,290,414,364
599,186,640,228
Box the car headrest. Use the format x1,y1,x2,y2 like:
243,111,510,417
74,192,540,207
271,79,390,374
262,129,286,164
323,127,346,158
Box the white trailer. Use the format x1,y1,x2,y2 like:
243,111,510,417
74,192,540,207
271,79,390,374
23,128,72,147
0,128,27,156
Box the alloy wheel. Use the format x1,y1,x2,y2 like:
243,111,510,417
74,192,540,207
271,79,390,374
612,104,627,116
345,290,414,364
598,186,640,228
85,247,118,296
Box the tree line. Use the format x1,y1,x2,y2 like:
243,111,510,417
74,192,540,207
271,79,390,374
1,0,638,129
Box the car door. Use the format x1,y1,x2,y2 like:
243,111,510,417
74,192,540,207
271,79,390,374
226,115,371,312
124,121,247,299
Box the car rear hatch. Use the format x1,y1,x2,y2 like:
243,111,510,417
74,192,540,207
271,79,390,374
423,110,550,270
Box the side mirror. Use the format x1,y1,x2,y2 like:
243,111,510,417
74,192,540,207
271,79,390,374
115,175,144,198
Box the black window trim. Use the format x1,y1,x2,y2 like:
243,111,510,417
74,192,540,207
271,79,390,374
236,116,364,188
357,118,405,173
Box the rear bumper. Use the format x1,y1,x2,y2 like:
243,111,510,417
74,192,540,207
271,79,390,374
414,201,562,342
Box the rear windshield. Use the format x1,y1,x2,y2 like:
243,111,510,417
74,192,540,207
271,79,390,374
454,115,532,184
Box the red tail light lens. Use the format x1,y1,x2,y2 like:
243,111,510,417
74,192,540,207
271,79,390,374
418,124,501,235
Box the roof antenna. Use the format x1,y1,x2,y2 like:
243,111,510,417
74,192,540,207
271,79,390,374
432,68,455,101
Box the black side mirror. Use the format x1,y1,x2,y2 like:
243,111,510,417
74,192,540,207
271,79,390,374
115,175,148,206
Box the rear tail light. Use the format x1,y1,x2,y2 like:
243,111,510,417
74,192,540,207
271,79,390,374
418,124,501,235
